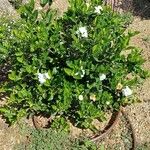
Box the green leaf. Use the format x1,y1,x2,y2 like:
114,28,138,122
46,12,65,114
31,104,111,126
15,52,23,56
0,44,7,54
40,0,48,7
100,145,105,150
8,71,16,81
48,0,52,5
45,10,53,22
63,80,72,110
66,61,74,68
64,68,72,76
17,109,26,119
29,0,35,11
0,87,5,93
92,44,101,60
25,65,32,73
31,10,38,22
128,31,140,37
0,107,17,124
17,56,24,63
20,0,35,17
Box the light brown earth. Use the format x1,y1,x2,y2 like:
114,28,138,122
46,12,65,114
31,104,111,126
0,0,150,149
126,17,150,147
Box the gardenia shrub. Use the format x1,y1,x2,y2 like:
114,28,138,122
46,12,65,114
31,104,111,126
0,0,148,129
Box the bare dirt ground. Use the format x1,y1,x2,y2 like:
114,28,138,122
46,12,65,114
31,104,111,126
0,0,150,149
0,118,21,150
126,17,150,146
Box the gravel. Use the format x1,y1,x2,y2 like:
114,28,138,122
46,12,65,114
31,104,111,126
0,0,17,16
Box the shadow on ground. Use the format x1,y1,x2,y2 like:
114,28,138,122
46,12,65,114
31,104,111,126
132,0,150,19
107,0,150,19
120,0,150,19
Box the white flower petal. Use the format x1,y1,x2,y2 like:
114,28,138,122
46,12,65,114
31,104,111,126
99,74,106,81
39,78,46,84
38,73,43,78
38,73,45,84
38,73,48,84
79,95,84,101
77,26,88,38
90,94,96,101
106,101,110,105
122,86,132,97
94,5,103,14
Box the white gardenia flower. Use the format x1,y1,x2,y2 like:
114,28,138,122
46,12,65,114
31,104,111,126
77,26,88,38
122,86,133,97
94,5,103,14
106,101,110,105
38,73,46,84
99,74,106,81
90,94,96,102
38,72,50,84
79,95,84,101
